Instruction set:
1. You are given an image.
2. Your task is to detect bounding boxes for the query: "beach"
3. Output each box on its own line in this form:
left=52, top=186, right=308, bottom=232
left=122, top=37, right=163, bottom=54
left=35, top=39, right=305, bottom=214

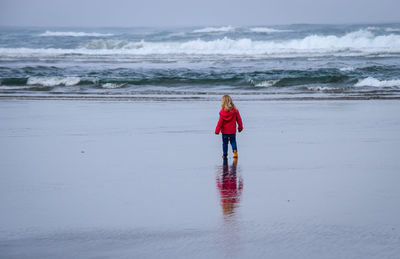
left=1, top=22, right=400, bottom=258
left=1, top=99, right=399, bottom=258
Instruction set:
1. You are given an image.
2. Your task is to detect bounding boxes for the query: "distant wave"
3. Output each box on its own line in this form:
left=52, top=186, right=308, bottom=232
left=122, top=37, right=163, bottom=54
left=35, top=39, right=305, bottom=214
left=365, top=27, right=400, bottom=32
left=101, top=83, right=126, bottom=89
left=2, top=30, right=400, bottom=58
left=39, top=30, right=113, bottom=37
left=339, top=66, right=355, bottom=72
left=385, top=28, right=400, bottom=32
left=83, top=39, right=144, bottom=49
left=249, top=27, right=292, bottom=33
left=27, top=76, right=81, bottom=86
left=254, top=80, right=279, bottom=87
left=0, top=85, right=32, bottom=90
left=306, top=86, right=340, bottom=91
left=1, top=68, right=400, bottom=94
left=355, top=77, right=400, bottom=87
left=192, top=26, right=235, bottom=33
left=366, top=26, right=380, bottom=31
left=79, top=30, right=400, bottom=54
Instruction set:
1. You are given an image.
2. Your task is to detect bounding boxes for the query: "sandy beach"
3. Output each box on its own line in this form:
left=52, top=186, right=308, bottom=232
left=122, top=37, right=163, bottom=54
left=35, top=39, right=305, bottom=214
left=0, top=99, right=399, bottom=258
left=2, top=1, right=400, bottom=257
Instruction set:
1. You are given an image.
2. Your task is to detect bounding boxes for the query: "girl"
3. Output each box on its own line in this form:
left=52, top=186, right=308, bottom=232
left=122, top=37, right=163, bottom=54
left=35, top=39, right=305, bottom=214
left=215, top=95, right=243, bottom=159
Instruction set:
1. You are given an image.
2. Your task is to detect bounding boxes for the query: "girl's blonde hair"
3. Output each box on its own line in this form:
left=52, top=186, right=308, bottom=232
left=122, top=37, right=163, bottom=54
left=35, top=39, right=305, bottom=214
left=221, top=95, right=236, bottom=111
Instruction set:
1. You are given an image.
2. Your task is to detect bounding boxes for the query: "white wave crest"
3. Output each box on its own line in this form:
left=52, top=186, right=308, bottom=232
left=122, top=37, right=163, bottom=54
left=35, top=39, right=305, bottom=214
left=254, top=80, right=279, bottom=87
left=366, top=27, right=380, bottom=31
left=355, top=77, right=400, bottom=87
left=39, top=31, right=113, bottom=37
left=101, top=83, right=126, bottom=89
left=249, top=27, right=292, bottom=33
left=385, top=28, right=400, bottom=32
left=339, top=66, right=355, bottom=72
left=3, top=30, right=400, bottom=58
left=192, top=26, right=235, bottom=33
left=0, top=85, right=32, bottom=90
left=307, top=86, right=338, bottom=91
left=27, top=76, right=81, bottom=86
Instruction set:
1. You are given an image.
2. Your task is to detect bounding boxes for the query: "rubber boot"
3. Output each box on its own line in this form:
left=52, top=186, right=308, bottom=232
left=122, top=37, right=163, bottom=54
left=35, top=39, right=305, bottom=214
left=233, top=150, right=238, bottom=158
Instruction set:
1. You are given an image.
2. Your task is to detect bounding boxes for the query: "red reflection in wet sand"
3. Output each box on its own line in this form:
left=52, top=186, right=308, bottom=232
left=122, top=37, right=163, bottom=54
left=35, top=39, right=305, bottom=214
left=216, top=158, right=243, bottom=216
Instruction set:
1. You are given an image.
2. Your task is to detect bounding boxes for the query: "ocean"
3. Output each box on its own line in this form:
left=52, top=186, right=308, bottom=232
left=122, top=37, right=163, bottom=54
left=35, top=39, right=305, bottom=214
left=1, top=24, right=400, bottom=100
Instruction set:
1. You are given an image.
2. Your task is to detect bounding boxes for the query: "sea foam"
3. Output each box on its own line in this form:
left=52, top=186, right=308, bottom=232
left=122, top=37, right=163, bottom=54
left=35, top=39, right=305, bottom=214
left=87, top=30, right=400, bottom=53
left=307, top=86, right=339, bottom=91
left=61, top=30, right=400, bottom=55
left=249, top=27, right=292, bottom=33
left=355, top=77, right=400, bottom=87
left=2, top=30, right=400, bottom=58
left=39, top=31, right=113, bottom=37
left=101, top=83, right=126, bottom=89
left=385, top=28, right=400, bottom=32
left=254, top=80, right=279, bottom=87
left=366, top=27, right=380, bottom=31
left=339, top=66, right=356, bottom=72
left=192, top=26, right=235, bottom=33
left=27, top=76, right=81, bottom=86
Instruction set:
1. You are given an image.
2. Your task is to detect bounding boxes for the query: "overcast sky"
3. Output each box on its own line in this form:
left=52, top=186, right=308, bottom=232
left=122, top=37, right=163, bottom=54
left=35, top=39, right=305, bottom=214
left=0, top=0, right=399, bottom=27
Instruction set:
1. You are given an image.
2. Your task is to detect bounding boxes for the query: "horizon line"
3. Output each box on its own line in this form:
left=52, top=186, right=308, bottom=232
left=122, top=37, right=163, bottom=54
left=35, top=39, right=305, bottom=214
left=1, top=21, right=400, bottom=28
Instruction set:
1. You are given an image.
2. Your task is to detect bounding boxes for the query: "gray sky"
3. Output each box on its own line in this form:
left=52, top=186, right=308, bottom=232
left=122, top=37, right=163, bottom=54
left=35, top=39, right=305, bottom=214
left=0, top=0, right=399, bottom=27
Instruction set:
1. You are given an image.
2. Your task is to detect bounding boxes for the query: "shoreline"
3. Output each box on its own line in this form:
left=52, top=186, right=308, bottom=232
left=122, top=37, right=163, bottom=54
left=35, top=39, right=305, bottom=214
left=1, top=94, right=400, bottom=101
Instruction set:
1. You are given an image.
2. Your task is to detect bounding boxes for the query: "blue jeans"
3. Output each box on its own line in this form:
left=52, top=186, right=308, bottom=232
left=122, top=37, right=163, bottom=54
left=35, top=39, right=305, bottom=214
left=222, top=134, right=237, bottom=156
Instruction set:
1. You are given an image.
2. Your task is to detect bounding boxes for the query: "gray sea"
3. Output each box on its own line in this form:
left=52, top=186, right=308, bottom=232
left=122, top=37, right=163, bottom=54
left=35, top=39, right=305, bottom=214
left=1, top=23, right=400, bottom=100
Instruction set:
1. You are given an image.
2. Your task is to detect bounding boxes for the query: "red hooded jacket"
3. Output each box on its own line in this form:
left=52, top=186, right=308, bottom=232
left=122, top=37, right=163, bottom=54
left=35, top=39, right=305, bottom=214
left=215, top=108, right=243, bottom=134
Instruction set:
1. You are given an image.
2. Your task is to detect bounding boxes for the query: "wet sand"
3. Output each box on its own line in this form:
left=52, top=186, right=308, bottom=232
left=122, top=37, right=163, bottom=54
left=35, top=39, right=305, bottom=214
left=1, top=99, right=400, bottom=258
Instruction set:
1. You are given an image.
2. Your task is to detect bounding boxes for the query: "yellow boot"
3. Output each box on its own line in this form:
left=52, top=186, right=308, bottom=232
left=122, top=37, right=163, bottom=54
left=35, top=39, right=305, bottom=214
left=233, top=150, right=238, bottom=158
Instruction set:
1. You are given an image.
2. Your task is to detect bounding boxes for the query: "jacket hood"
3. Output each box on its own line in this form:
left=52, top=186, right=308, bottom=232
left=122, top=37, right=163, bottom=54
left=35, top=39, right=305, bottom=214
left=219, top=108, right=236, bottom=121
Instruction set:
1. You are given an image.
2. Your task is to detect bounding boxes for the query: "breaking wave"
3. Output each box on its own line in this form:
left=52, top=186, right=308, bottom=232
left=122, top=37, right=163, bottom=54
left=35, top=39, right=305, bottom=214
left=354, top=77, right=400, bottom=87
left=306, top=86, right=340, bottom=91
left=254, top=80, right=279, bottom=87
left=385, top=28, right=400, bottom=32
left=366, top=27, right=380, bottom=31
left=339, top=66, right=356, bottom=72
left=101, top=83, right=126, bottom=89
left=2, top=30, right=400, bottom=59
left=27, top=76, right=82, bottom=86
left=249, top=27, right=292, bottom=33
left=39, top=31, right=113, bottom=37
left=192, top=26, right=235, bottom=33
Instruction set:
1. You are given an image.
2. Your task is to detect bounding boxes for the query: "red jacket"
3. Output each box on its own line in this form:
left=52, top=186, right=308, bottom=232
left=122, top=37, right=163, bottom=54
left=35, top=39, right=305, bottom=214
left=215, top=108, right=243, bottom=134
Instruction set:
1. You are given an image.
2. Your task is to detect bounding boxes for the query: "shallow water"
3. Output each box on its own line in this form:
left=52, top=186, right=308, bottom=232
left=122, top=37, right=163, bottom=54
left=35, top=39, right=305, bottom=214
left=0, top=100, right=400, bottom=258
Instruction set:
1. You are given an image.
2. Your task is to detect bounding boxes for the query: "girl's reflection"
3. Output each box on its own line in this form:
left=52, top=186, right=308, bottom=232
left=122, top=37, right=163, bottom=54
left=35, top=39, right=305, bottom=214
left=216, top=158, right=243, bottom=216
